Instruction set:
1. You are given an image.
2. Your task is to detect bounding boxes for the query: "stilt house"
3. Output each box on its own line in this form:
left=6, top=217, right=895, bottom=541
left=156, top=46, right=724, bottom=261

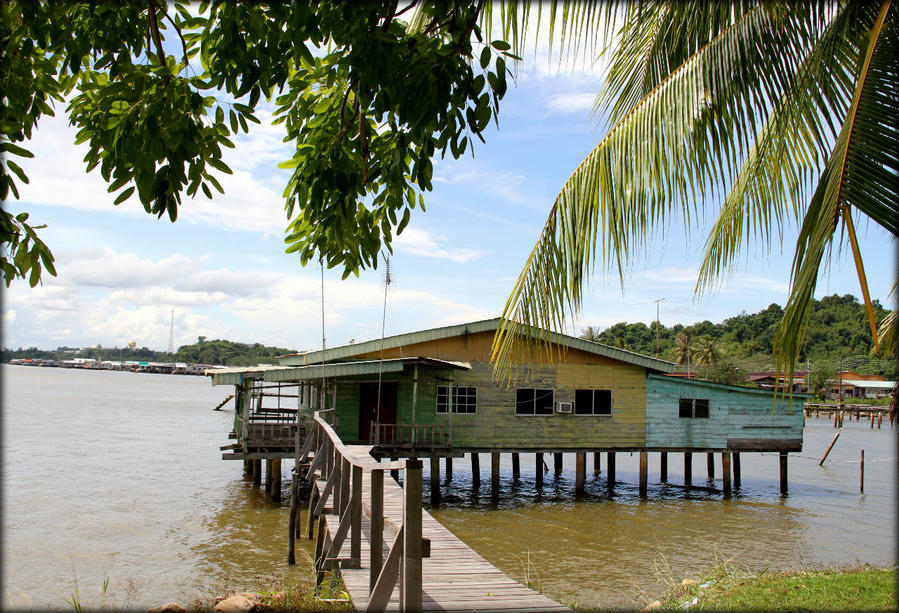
left=208, top=318, right=804, bottom=460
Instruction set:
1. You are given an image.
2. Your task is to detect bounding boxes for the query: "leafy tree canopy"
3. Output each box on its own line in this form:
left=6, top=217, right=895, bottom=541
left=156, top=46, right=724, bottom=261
left=1, top=0, right=514, bottom=285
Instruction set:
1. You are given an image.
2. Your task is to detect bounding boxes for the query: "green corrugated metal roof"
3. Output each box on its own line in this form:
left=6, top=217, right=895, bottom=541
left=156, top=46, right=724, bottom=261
left=647, top=373, right=813, bottom=397
left=279, top=317, right=675, bottom=373
left=207, top=357, right=470, bottom=386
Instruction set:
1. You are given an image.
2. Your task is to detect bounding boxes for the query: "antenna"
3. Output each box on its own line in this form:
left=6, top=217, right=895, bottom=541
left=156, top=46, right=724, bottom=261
left=375, top=255, right=392, bottom=430
left=652, top=298, right=665, bottom=358
left=168, top=308, right=174, bottom=355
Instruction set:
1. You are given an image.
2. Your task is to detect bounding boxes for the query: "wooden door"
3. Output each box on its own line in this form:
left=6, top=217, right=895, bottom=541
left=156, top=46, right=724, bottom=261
left=359, top=382, right=397, bottom=442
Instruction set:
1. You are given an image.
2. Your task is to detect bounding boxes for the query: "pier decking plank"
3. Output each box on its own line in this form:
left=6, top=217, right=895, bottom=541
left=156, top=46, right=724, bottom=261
left=318, top=445, right=570, bottom=613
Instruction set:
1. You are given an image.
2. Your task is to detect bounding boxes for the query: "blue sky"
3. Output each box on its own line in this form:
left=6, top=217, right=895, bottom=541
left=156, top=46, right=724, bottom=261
left=3, top=42, right=895, bottom=354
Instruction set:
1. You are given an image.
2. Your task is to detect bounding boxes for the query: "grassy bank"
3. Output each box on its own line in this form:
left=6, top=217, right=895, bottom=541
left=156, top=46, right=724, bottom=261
left=187, top=571, right=353, bottom=612
left=651, top=563, right=896, bottom=612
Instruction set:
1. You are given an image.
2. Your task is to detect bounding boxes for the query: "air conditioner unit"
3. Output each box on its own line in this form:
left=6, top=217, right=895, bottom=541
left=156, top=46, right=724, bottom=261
left=555, top=401, right=572, bottom=414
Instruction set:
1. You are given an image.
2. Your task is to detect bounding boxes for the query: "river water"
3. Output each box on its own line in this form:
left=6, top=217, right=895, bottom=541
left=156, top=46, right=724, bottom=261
left=2, top=365, right=896, bottom=610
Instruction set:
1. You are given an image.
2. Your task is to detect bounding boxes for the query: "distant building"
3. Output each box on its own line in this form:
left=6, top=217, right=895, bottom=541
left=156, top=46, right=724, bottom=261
left=747, top=370, right=810, bottom=393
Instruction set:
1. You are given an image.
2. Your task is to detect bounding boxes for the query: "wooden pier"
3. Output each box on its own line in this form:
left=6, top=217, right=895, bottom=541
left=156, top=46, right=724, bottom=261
left=291, top=411, right=570, bottom=613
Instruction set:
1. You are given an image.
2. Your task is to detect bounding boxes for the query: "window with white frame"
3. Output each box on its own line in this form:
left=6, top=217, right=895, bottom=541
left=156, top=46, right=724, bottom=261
left=574, top=389, right=612, bottom=415
left=436, top=385, right=477, bottom=413
left=516, top=388, right=554, bottom=415
left=678, top=398, right=710, bottom=418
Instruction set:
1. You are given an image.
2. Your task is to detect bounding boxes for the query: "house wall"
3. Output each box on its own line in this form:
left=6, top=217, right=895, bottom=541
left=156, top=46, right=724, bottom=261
left=645, top=374, right=804, bottom=451
left=333, top=358, right=649, bottom=449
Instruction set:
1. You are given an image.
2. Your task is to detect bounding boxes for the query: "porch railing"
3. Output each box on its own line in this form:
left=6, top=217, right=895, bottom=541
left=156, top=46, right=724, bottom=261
left=370, top=423, right=449, bottom=448
left=288, top=411, right=424, bottom=612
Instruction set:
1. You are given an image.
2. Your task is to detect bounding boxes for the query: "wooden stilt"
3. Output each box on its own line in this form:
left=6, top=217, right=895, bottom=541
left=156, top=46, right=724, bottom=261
left=860, top=449, right=865, bottom=493
left=512, top=453, right=520, bottom=479
left=244, top=458, right=250, bottom=474
left=721, top=452, right=731, bottom=496
left=471, top=453, right=480, bottom=487
left=306, top=485, right=318, bottom=539
left=593, top=451, right=601, bottom=474
left=491, top=453, right=500, bottom=494
left=252, top=459, right=262, bottom=486
left=430, top=456, right=440, bottom=506
left=638, top=452, right=648, bottom=497
left=606, top=452, right=616, bottom=486
left=445, top=457, right=453, bottom=480
left=575, top=452, right=586, bottom=494
left=733, top=452, right=741, bottom=488
left=877, top=413, right=882, bottom=429
left=779, top=452, right=788, bottom=496
left=272, top=459, right=282, bottom=502
left=265, top=458, right=274, bottom=494
left=684, top=452, right=692, bottom=488
left=287, top=472, right=298, bottom=564
left=706, top=452, right=714, bottom=481
left=554, top=452, right=563, bottom=475
left=535, top=453, right=544, bottom=488
left=660, top=452, right=668, bottom=483
left=390, top=455, right=399, bottom=482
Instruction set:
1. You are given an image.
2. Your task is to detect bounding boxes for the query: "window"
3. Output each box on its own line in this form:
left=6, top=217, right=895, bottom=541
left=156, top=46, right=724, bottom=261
left=679, top=398, right=710, bottom=419
left=516, top=388, right=554, bottom=415
left=436, top=386, right=477, bottom=414
left=574, top=389, right=612, bottom=415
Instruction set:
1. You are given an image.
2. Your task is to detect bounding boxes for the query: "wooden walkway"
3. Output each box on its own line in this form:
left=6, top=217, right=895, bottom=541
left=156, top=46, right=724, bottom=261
left=317, top=445, right=570, bottom=613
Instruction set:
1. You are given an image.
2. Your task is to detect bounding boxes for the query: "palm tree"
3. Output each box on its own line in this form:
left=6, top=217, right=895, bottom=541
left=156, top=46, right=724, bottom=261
left=492, top=1, right=898, bottom=384
left=671, top=333, right=693, bottom=377
left=693, top=336, right=721, bottom=380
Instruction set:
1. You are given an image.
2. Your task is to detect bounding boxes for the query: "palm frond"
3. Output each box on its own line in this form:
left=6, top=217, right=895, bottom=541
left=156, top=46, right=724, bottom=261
left=494, top=5, right=834, bottom=375
left=775, top=0, right=898, bottom=393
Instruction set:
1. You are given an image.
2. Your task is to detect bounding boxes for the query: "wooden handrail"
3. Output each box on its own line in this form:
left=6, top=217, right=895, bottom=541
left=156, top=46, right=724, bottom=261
left=296, top=411, right=423, bottom=611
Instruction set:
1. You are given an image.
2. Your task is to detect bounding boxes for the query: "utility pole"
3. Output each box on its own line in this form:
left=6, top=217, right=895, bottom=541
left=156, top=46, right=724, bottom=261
left=652, top=298, right=665, bottom=358
left=167, top=308, right=174, bottom=355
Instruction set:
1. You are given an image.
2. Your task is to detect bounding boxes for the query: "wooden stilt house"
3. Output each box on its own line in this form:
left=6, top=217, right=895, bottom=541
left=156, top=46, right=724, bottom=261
left=208, top=318, right=804, bottom=461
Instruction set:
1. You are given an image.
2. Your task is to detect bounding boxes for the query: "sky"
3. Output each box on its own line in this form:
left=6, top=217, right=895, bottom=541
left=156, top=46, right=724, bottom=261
left=3, top=25, right=896, bottom=354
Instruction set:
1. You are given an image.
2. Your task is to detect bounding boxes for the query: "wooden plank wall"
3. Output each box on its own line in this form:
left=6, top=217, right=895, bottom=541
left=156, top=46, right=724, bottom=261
left=645, top=375, right=804, bottom=450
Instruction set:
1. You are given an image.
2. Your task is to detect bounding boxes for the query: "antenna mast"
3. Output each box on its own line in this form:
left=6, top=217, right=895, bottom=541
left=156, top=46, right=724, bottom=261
left=652, top=298, right=665, bottom=358
left=168, top=309, right=174, bottom=355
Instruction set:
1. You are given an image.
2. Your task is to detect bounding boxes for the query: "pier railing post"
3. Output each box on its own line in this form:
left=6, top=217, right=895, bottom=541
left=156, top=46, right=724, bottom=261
left=340, top=457, right=351, bottom=518
left=370, top=468, right=384, bottom=592
left=402, top=459, right=423, bottom=612
left=350, top=464, right=362, bottom=562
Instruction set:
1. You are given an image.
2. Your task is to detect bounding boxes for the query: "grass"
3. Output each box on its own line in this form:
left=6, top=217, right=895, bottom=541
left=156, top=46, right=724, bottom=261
left=653, top=562, right=897, bottom=612
left=188, top=570, right=353, bottom=613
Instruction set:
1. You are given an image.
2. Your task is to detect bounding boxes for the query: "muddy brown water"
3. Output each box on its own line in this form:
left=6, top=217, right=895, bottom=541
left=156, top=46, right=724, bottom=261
left=2, top=365, right=895, bottom=609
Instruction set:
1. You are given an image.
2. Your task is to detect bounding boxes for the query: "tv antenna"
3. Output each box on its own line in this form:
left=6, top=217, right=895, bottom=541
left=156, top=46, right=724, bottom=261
left=652, top=298, right=665, bottom=358
left=168, top=308, right=175, bottom=355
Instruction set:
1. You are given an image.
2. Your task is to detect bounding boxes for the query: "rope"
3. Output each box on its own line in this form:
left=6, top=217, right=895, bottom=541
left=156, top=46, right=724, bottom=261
left=757, top=452, right=898, bottom=464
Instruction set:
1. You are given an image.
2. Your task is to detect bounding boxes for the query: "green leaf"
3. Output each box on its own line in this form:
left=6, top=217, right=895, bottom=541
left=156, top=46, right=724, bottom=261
left=114, top=186, right=135, bottom=205
left=490, top=40, right=511, bottom=51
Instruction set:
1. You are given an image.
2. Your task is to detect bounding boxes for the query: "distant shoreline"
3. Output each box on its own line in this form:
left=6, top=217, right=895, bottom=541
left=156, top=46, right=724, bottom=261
left=5, top=358, right=218, bottom=376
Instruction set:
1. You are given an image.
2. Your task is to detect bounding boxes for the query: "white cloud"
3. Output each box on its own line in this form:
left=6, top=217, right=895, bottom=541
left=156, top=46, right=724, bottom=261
left=394, top=228, right=485, bottom=263
left=51, top=248, right=199, bottom=288
left=547, top=92, right=597, bottom=114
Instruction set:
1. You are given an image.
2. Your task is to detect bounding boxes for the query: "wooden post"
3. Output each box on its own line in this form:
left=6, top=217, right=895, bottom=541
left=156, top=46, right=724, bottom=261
left=491, top=453, right=500, bottom=495
left=332, top=454, right=342, bottom=513
left=684, top=452, right=692, bottom=488
left=554, top=452, right=563, bottom=475
left=272, top=459, right=282, bottom=502
left=819, top=431, right=841, bottom=466
left=244, top=458, right=250, bottom=474
left=660, top=452, right=668, bottom=483
left=877, top=413, right=882, bottom=429
left=833, top=410, right=838, bottom=428
left=779, top=452, right=788, bottom=496
left=638, top=452, right=648, bottom=497
left=306, top=485, right=318, bottom=539
left=252, top=459, right=261, bottom=487
left=535, top=453, right=544, bottom=488
left=430, top=456, right=440, bottom=506
left=390, top=455, right=399, bottom=482
left=445, top=457, right=452, bottom=480
left=575, top=452, right=586, bottom=494
left=471, top=453, right=480, bottom=487
left=351, top=464, right=362, bottom=562
left=607, top=452, right=616, bottom=486
left=288, top=472, right=298, bottom=565
left=593, top=451, right=601, bottom=474
left=706, top=452, right=714, bottom=481
left=265, top=458, right=274, bottom=494
left=870, top=413, right=875, bottom=429
left=732, top=452, right=741, bottom=488
left=402, top=459, right=423, bottom=612
left=512, top=453, right=520, bottom=479
left=369, top=469, right=384, bottom=591
left=721, top=452, right=731, bottom=496
left=342, top=457, right=352, bottom=518
left=860, top=449, right=865, bottom=493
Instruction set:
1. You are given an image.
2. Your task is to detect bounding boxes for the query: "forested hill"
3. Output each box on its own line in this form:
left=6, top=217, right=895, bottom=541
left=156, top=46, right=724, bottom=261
left=581, top=294, right=895, bottom=378
left=2, top=338, right=299, bottom=367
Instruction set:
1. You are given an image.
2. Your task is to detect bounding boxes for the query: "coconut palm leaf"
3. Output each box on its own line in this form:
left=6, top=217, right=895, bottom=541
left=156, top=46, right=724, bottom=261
left=493, top=1, right=898, bottom=382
